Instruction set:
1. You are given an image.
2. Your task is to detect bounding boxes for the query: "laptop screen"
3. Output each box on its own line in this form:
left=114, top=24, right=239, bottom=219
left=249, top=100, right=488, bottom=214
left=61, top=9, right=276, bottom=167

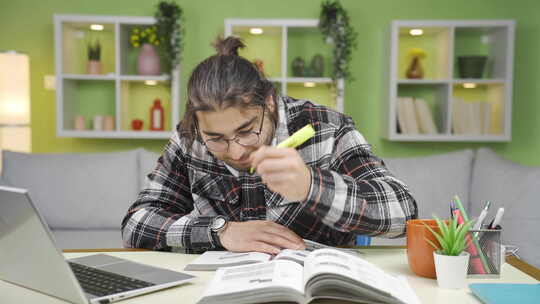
left=0, top=186, right=88, bottom=304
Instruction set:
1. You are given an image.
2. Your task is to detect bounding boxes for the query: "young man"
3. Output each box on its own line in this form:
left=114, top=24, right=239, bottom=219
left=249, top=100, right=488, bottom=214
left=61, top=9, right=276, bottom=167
left=121, top=37, right=418, bottom=254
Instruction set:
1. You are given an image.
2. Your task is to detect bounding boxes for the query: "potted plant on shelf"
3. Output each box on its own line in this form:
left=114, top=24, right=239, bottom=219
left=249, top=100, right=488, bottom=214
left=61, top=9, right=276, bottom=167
left=424, top=215, right=473, bottom=289
left=87, top=40, right=102, bottom=75
left=130, top=26, right=162, bottom=75
left=155, top=1, right=184, bottom=73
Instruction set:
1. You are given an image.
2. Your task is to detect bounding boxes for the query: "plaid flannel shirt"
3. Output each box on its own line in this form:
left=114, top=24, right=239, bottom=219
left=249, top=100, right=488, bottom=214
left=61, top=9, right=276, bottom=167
left=121, top=96, right=418, bottom=253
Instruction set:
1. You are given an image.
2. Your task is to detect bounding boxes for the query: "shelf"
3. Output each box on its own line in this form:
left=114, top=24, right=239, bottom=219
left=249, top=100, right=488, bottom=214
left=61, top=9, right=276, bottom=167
left=59, top=21, right=116, bottom=75
left=384, top=20, right=514, bottom=142
left=454, top=26, right=511, bottom=79
left=397, top=79, right=449, bottom=84
left=61, top=79, right=116, bottom=131
left=287, top=82, right=335, bottom=109
left=58, top=130, right=172, bottom=139
left=397, top=26, right=451, bottom=80
left=231, top=25, right=283, bottom=78
left=388, top=134, right=510, bottom=142
left=63, top=74, right=116, bottom=80
left=120, top=80, right=172, bottom=132
left=287, top=26, right=332, bottom=79
left=55, top=14, right=181, bottom=139
left=452, top=79, right=505, bottom=84
left=225, top=19, right=344, bottom=113
left=287, top=77, right=333, bottom=83
left=119, top=75, right=170, bottom=81
left=451, top=83, right=505, bottom=136
left=118, top=22, right=169, bottom=76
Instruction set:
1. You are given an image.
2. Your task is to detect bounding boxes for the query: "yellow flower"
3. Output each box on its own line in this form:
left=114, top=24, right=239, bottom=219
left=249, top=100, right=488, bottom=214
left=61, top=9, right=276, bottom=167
left=408, top=48, right=427, bottom=59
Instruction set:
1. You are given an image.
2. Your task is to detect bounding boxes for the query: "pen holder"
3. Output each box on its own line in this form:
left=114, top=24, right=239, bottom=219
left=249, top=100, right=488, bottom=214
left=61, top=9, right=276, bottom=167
left=466, top=229, right=502, bottom=278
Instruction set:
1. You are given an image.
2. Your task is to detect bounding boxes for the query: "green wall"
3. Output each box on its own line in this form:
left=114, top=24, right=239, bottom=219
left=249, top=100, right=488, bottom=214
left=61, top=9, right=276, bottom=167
left=1, top=0, right=540, bottom=164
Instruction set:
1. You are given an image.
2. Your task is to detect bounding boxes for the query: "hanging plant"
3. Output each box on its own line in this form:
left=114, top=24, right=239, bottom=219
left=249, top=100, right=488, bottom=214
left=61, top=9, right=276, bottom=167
left=319, top=0, right=358, bottom=81
left=155, top=1, right=184, bottom=71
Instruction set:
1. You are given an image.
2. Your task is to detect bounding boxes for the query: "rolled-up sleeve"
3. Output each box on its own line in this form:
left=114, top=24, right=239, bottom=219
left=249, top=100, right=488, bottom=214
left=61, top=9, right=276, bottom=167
left=121, top=133, right=221, bottom=252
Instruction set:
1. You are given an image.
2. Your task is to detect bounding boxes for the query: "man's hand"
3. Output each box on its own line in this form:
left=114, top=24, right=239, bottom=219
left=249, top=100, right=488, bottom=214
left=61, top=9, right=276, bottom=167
left=250, top=146, right=311, bottom=202
left=219, top=220, right=305, bottom=254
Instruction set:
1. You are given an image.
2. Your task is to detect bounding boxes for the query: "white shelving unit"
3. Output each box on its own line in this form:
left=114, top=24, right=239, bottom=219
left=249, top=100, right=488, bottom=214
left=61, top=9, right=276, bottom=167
left=54, top=14, right=181, bottom=139
left=225, top=19, right=344, bottom=113
left=382, top=20, right=515, bottom=142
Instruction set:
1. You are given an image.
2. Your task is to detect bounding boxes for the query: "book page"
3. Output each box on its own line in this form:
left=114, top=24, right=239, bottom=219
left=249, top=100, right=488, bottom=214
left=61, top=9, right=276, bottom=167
left=274, top=249, right=310, bottom=265
left=200, top=260, right=304, bottom=298
left=184, top=251, right=272, bottom=271
left=303, top=239, right=362, bottom=255
left=303, top=249, right=419, bottom=304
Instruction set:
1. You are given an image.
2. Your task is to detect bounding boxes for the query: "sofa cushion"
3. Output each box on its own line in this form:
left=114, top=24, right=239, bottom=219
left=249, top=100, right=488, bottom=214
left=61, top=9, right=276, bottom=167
left=372, top=149, right=475, bottom=245
left=470, top=148, right=540, bottom=268
left=1, top=150, right=139, bottom=229
left=52, top=229, right=123, bottom=249
left=138, top=149, right=160, bottom=190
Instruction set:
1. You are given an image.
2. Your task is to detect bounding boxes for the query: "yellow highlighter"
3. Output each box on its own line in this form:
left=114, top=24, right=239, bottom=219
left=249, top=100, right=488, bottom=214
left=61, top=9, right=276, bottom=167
left=250, top=124, right=316, bottom=174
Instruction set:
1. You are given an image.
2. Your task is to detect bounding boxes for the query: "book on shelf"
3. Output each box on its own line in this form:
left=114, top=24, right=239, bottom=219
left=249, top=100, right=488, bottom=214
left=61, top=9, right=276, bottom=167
left=414, top=98, right=438, bottom=134
left=452, top=98, right=492, bottom=135
left=196, top=248, right=419, bottom=304
left=396, top=97, right=418, bottom=134
left=397, top=97, right=438, bottom=135
left=185, top=239, right=361, bottom=271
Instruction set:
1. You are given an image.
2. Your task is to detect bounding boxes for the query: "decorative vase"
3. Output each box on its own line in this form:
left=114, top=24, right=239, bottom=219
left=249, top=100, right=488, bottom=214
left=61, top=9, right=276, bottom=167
left=291, top=57, right=305, bottom=77
left=406, top=56, right=424, bottom=79
left=86, top=60, right=102, bottom=75
left=137, top=43, right=161, bottom=75
left=310, top=54, right=324, bottom=77
left=433, top=251, right=470, bottom=289
left=406, top=219, right=441, bottom=278
left=457, top=55, right=487, bottom=78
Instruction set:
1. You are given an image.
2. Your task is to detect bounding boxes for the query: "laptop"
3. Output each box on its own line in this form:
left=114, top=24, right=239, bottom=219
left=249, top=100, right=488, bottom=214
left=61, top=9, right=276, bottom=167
left=0, top=185, right=195, bottom=303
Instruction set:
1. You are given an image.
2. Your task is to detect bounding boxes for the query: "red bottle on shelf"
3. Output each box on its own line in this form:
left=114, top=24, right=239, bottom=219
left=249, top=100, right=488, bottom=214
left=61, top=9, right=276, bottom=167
left=150, top=99, right=165, bottom=131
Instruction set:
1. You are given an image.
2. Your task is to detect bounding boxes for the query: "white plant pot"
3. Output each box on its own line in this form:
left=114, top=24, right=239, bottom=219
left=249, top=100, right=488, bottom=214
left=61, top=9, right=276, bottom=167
left=433, top=251, right=470, bottom=289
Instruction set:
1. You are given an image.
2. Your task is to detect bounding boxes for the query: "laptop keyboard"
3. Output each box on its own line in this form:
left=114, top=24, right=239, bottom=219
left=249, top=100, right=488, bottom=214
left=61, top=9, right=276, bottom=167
left=69, top=262, right=155, bottom=297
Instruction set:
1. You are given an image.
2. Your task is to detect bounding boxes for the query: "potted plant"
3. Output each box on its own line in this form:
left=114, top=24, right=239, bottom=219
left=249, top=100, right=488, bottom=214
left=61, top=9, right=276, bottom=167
left=87, top=40, right=102, bottom=75
left=130, top=26, right=162, bottom=75
left=318, top=0, right=357, bottom=81
left=155, top=1, right=184, bottom=72
left=424, top=215, right=473, bottom=289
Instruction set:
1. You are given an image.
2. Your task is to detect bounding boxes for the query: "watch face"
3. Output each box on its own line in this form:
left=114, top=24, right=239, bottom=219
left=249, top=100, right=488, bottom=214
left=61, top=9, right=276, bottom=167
left=212, top=217, right=226, bottom=231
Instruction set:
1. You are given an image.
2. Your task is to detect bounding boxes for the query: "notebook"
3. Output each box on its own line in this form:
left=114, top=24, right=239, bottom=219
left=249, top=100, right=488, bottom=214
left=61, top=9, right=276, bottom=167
left=469, top=283, right=540, bottom=304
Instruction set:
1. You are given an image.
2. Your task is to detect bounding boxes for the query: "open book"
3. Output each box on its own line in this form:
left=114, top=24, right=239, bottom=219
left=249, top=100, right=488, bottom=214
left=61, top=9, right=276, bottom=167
left=197, top=248, right=419, bottom=304
left=185, top=239, right=361, bottom=271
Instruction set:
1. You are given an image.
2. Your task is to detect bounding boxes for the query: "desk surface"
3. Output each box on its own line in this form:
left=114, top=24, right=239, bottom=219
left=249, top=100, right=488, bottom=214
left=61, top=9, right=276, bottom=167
left=1, top=248, right=538, bottom=304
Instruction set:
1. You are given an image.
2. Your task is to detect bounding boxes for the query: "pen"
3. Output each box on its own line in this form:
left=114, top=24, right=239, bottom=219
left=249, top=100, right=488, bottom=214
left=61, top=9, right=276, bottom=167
left=490, top=207, right=505, bottom=229
left=473, top=201, right=491, bottom=231
left=249, top=124, right=316, bottom=174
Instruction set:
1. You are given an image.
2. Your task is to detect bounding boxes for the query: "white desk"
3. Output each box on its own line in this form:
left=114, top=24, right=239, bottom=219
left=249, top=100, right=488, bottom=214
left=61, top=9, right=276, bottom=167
left=1, top=248, right=538, bottom=304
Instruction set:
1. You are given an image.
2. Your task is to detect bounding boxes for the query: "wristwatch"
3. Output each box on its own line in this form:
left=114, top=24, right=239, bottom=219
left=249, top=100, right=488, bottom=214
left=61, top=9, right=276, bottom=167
left=210, top=215, right=229, bottom=233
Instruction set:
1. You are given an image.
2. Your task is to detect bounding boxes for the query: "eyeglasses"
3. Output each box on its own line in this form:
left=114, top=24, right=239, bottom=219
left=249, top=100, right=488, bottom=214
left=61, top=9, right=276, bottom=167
left=202, top=107, right=265, bottom=152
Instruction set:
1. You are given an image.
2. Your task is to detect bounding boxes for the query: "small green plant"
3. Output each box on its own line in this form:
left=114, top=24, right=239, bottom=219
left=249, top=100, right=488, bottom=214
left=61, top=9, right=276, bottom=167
left=424, top=215, right=473, bottom=256
left=87, top=40, right=101, bottom=61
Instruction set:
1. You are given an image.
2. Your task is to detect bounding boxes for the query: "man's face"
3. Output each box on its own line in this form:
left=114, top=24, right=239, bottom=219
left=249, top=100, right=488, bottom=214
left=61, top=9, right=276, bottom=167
left=196, top=100, right=275, bottom=171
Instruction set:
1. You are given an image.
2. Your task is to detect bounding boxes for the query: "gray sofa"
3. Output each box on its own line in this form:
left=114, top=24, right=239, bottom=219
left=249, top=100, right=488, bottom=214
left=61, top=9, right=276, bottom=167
left=1, top=148, right=538, bottom=268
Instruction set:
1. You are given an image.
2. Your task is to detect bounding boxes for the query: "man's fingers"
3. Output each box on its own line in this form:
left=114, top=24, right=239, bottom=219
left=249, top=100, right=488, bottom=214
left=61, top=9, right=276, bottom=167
left=256, top=232, right=304, bottom=250
left=264, top=222, right=305, bottom=248
left=252, top=242, right=281, bottom=255
left=250, top=147, right=295, bottom=172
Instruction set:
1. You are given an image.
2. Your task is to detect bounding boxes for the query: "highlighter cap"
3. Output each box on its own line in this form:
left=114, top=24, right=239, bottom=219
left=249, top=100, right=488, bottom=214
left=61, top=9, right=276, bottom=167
left=277, top=124, right=316, bottom=148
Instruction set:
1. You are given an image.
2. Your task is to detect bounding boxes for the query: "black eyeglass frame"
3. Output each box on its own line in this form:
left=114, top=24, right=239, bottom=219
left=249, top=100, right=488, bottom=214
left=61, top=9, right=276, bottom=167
left=196, top=106, right=266, bottom=152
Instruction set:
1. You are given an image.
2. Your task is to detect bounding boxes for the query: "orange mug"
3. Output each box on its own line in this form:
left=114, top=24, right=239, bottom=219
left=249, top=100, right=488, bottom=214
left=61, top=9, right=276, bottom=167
left=406, top=219, right=441, bottom=278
